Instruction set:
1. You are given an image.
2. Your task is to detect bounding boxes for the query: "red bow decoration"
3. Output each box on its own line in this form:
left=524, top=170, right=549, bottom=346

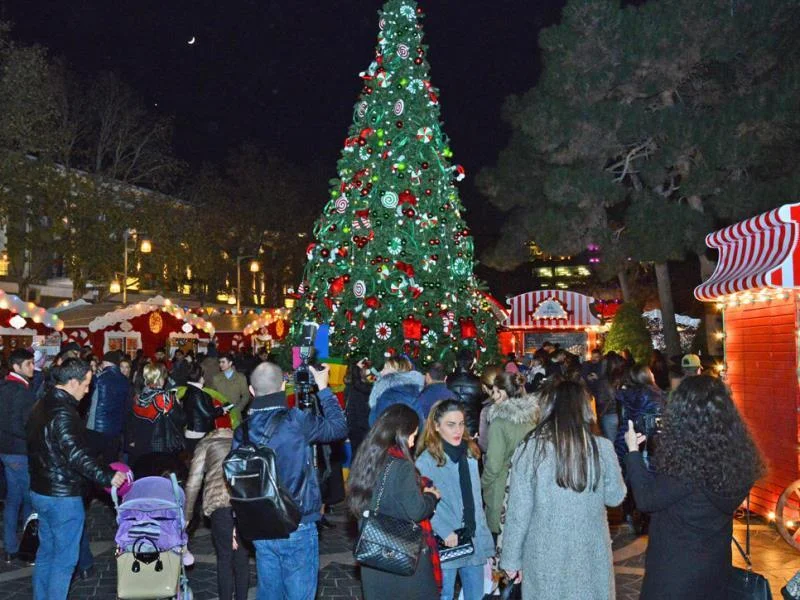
left=409, top=285, right=423, bottom=299
left=323, top=298, right=334, bottom=311
left=359, top=128, right=374, bottom=139
left=355, top=208, right=371, bottom=219
left=394, top=261, right=415, bottom=277
left=398, top=190, right=417, bottom=206
left=329, top=276, right=346, bottom=297
left=402, top=315, right=423, bottom=341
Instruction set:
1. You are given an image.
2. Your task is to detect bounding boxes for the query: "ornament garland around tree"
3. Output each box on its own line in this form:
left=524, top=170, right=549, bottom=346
left=292, top=0, right=498, bottom=367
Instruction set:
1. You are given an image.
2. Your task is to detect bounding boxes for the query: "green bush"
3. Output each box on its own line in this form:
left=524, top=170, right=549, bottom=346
left=604, top=303, right=653, bottom=364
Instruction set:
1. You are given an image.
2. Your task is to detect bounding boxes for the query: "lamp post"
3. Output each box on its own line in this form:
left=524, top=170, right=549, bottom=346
left=122, top=229, right=151, bottom=304
left=236, top=255, right=260, bottom=314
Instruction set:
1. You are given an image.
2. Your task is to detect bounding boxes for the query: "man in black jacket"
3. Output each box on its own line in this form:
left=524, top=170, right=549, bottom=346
left=0, top=348, right=35, bottom=563
left=26, top=358, right=125, bottom=600
left=447, top=349, right=483, bottom=436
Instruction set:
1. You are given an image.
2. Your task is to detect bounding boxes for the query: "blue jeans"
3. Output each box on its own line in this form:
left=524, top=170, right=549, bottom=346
left=30, top=492, right=85, bottom=600
left=0, top=454, right=32, bottom=554
left=253, top=522, right=318, bottom=600
left=78, top=523, right=93, bottom=571
left=441, top=563, right=485, bottom=600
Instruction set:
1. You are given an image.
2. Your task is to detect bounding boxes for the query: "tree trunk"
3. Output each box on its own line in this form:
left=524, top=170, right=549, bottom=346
left=697, top=252, right=722, bottom=356
left=618, top=269, right=632, bottom=302
left=654, top=262, right=682, bottom=358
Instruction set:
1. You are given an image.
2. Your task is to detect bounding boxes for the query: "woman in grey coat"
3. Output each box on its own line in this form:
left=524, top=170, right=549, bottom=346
left=500, top=379, right=626, bottom=600
left=417, top=399, right=494, bottom=600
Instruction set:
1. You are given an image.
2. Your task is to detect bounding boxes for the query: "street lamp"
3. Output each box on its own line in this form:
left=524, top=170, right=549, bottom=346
left=123, top=229, right=152, bottom=304
left=236, top=255, right=260, bottom=314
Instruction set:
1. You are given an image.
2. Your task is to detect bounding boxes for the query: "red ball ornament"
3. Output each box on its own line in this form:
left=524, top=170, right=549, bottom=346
left=425, top=189, right=432, bottom=195
left=414, top=57, right=423, bottom=65
left=396, top=120, right=404, bottom=128
left=421, top=162, right=429, bottom=169
left=321, top=248, right=330, bottom=258
left=360, top=188, right=369, bottom=196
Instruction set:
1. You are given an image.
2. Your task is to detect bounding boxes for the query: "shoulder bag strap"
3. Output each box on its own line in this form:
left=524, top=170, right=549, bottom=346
left=731, top=493, right=752, bottom=569
left=373, top=458, right=395, bottom=515
left=258, top=409, right=289, bottom=446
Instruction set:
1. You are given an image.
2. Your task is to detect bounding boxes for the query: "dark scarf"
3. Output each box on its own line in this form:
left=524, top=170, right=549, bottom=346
left=387, top=446, right=442, bottom=592
left=442, top=440, right=476, bottom=538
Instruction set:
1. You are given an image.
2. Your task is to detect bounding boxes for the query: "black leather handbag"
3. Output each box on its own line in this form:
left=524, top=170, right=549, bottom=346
left=353, top=459, right=423, bottom=575
left=728, top=496, right=772, bottom=600
left=223, top=411, right=301, bottom=540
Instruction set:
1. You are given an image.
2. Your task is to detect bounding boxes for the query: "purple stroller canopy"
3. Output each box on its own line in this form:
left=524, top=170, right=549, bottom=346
left=115, top=476, right=187, bottom=552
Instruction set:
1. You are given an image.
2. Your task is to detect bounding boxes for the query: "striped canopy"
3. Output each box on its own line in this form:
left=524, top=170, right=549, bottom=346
left=695, top=203, right=800, bottom=301
left=505, top=290, right=600, bottom=329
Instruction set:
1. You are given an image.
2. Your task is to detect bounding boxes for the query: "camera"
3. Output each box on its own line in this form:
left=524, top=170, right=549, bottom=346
left=634, top=413, right=663, bottom=438
left=294, top=323, right=319, bottom=411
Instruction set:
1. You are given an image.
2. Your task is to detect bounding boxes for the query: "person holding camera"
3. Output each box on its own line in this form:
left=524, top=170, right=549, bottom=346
left=623, top=375, right=763, bottom=599
left=234, top=361, right=346, bottom=600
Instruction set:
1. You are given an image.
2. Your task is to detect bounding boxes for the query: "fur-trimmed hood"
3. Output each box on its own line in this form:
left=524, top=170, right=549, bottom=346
left=368, top=370, right=425, bottom=408
left=486, top=394, right=540, bottom=425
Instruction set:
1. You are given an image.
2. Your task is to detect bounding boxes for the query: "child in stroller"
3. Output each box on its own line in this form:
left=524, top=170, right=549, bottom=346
left=113, top=474, right=193, bottom=600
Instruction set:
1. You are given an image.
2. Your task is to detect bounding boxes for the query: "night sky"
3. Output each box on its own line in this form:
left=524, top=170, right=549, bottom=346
left=5, top=0, right=565, bottom=295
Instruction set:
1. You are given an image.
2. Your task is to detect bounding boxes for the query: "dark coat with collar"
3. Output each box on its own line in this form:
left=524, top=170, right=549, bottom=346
left=232, top=387, right=347, bottom=524
left=88, top=364, right=130, bottom=436
left=0, top=374, right=35, bottom=454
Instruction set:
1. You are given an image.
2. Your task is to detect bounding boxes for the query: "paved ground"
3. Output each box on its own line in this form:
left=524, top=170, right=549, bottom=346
left=0, top=500, right=795, bottom=599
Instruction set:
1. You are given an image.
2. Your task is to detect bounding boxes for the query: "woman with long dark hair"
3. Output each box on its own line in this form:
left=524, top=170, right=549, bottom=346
left=500, top=379, right=626, bottom=599
left=623, top=375, right=764, bottom=599
left=347, top=404, right=442, bottom=600
left=417, top=400, right=495, bottom=600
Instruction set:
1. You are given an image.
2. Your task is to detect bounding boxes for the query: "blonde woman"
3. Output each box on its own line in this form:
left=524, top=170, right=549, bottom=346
left=368, top=356, right=425, bottom=426
left=416, top=400, right=494, bottom=600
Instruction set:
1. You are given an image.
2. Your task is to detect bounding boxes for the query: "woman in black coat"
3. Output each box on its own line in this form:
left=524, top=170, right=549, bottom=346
left=183, top=363, right=229, bottom=454
left=347, top=404, right=441, bottom=600
left=345, top=359, right=373, bottom=456
left=623, top=375, right=763, bottom=599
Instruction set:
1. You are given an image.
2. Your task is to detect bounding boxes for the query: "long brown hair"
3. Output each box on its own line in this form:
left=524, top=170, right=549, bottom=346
left=418, top=399, right=480, bottom=466
left=526, top=378, right=600, bottom=492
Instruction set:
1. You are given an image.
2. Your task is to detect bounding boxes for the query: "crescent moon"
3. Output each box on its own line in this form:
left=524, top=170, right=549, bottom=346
left=188, top=37, right=196, bottom=45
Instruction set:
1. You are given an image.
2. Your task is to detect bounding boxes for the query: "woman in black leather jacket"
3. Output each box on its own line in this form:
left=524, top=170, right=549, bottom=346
left=183, top=363, right=229, bottom=454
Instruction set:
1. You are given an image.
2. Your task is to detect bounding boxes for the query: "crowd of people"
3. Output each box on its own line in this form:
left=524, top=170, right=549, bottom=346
left=0, top=338, right=764, bottom=600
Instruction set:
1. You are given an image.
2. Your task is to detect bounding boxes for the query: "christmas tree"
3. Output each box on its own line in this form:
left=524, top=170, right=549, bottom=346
left=293, top=0, right=497, bottom=367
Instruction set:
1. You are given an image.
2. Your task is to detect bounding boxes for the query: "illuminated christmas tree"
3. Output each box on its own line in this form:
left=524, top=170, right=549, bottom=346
left=293, top=0, right=497, bottom=366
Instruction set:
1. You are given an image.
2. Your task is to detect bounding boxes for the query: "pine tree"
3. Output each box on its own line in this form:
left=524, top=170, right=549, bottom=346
left=604, top=303, right=652, bottom=365
left=292, top=0, right=497, bottom=367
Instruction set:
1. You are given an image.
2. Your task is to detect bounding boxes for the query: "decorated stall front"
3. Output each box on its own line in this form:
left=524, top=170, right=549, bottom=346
left=695, top=202, right=800, bottom=519
left=219, top=308, right=292, bottom=355
left=56, top=296, right=214, bottom=358
left=503, top=290, right=607, bottom=358
left=0, top=290, right=63, bottom=359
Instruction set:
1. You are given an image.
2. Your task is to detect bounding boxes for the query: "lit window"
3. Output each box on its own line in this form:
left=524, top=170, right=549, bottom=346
left=536, top=267, right=553, bottom=278
left=556, top=282, right=569, bottom=289
left=0, top=253, right=9, bottom=277
left=555, top=266, right=572, bottom=277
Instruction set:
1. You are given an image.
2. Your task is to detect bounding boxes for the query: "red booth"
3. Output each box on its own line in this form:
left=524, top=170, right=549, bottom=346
left=0, top=290, right=63, bottom=359
left=695, top=202, right=800, bottom=517
left=502, top=289, right=605, bottom=358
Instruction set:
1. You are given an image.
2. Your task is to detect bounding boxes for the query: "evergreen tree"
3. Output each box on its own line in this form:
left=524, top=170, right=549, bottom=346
left=292, top=0, right=497, bottom=366
left=604, top=303, right=652, bottom=365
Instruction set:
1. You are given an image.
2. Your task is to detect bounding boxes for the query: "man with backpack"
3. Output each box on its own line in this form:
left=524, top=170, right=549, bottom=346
left=231, top=361, right=346, bottom=600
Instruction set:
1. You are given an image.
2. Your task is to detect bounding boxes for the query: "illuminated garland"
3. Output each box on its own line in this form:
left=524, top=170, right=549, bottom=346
left=0, top=289, right=64, bottom=331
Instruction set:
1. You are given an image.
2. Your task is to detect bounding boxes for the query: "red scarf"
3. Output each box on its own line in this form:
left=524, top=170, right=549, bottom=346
left=387, top=446, right=442, bottom=591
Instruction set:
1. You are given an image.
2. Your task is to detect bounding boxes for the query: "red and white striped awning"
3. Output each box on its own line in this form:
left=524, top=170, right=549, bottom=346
left=505, top=290, right=600, bottom=329
left=695, top=203, right=800, bottom=301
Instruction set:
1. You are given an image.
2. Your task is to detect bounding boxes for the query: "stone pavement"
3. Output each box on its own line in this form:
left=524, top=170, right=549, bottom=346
left=0, top=499, right=796, bottom=599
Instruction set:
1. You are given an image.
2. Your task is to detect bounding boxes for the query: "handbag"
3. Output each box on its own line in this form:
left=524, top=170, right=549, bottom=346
left=353, top=458, right=423, bottom=575
left=17, top=513, right=38, bottom=563
left=116, top=537, right=181, bottom=600
left=436, top=527, right=475, bottom=563
left=728, top=495, right=772, bottom=600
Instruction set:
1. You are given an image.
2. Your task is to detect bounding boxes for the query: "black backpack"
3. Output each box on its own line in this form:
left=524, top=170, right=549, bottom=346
left=223, top=410, right=301, bottom=540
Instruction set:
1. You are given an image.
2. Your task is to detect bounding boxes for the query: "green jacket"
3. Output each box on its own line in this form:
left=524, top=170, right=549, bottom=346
left=210, top=370, right=250, bottom=413
left=480, top=395, right=539, bottom=533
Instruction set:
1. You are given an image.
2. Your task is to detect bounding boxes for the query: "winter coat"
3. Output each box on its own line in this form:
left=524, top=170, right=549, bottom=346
left=232, top=387, right=347, bottom=524
left=368, top=371, right=425, bottom=427
left=416, top=450, right=495, bottom=569
left=0, top=374, right=35, bottom=455
left=447, top=366, right=482, bottom=435
left=416, top=381, right=456, bottom=419
left=129, top=386, right=186, bottom=466
left=183, top=383, right=223, bottom=434
left=360, top=457, right=439, bottom=600
left=86, top=364, right=130, bottom=436
left=614, top=384, right=663, bottom=465
left=345, top=372, right=372, bottom=457
left=480, top=395, right=539, bottom=533
left=625, top=451, right=750, bottom=599
left=26, top=387, right=114, bottom=497
left=211, top=370, right=250, bottom=414
left=500, top=436, right=626, bottom=600
left=184, top=428, right=234, bottom=521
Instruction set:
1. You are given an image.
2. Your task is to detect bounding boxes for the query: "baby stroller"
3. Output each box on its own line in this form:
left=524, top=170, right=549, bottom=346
left=113, top=474, right=192, bottom=599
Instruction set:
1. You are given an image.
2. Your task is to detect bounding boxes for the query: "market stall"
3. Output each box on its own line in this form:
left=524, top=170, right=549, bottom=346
left=55, top=296, right=214, bottom=358
left=241, top=308, right=292, bottom=354
left=502, top=289, right=607, bottom=358
left=695, top=202, right=800, bottom=518
left=0, top=290, right=63, bottom=359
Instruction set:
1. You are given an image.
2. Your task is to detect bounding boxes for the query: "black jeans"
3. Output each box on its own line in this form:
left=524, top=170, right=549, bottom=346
left=210, top=507, right=250, bottom=600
